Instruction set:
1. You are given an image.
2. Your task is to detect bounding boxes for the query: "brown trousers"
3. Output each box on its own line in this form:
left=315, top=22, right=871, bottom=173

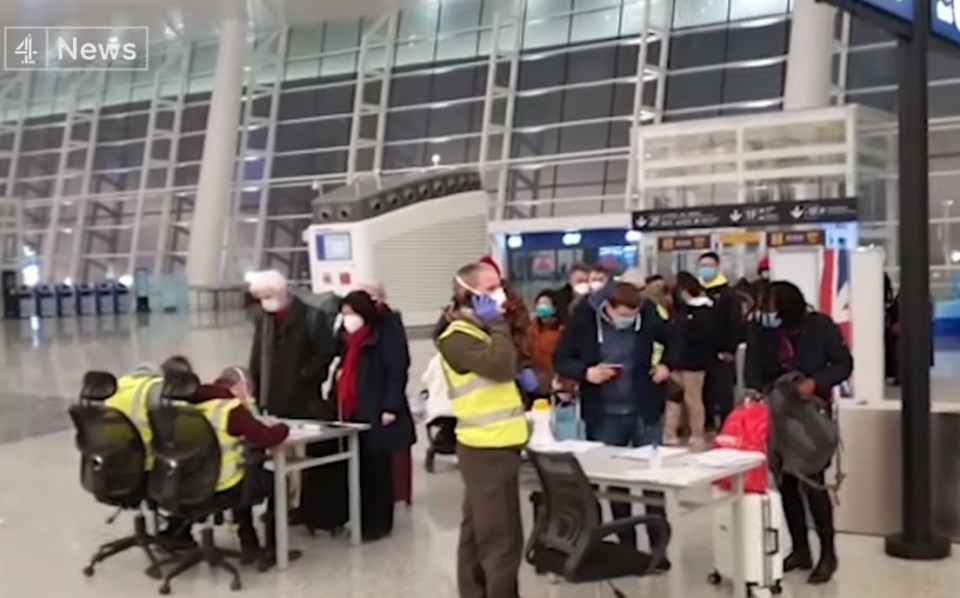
left=663, top=370, right=707, bottom=442
left=457, top=444, right=523, bottom=598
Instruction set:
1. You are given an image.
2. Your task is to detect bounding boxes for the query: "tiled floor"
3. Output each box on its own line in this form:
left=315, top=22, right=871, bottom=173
left=1, top=313, right=959, bottom=597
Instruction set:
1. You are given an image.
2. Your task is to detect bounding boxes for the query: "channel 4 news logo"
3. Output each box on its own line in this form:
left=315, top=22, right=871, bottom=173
left=3, top=27, right=148, bottom=71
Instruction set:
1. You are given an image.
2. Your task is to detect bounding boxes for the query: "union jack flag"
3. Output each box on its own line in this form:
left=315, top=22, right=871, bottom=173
left=819, top=248, right=853, bottom=397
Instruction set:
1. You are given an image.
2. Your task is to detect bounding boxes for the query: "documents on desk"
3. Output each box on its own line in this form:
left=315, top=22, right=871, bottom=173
left=614, top=445, right=690, bottom=462
left=687, top=448, right=766, bottom=469
left=623, top=465, right=723, bottom=486
left=533, top=440, right=603, bottom=454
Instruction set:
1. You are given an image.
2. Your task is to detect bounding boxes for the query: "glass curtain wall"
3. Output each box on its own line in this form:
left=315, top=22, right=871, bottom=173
left=5, top=0, right=960, bottom=286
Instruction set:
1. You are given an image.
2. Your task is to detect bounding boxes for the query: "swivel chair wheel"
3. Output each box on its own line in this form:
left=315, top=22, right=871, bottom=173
left=158, top=583, right=171, bottom=595
left=707, top=570, right=722, bottom=585
left=425, top=449, right=436, bottom=473
left=145, top=565, right=162, bottom=580
left=770, top=581, right=783, bottom=595
left=82, top=566, right=95, bottom=577
left=230, top=579, right=242, bottom=591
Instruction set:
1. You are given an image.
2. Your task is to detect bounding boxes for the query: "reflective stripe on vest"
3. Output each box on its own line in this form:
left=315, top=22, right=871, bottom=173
left=105, top=375, right=162, bottom=469
left=196, top=398, right=245, bottom=493
left=438, top=319, right=529, bottom=449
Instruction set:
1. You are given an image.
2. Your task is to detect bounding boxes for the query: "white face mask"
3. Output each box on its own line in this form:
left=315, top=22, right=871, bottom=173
left=573, top=282, right=591, bottom=296
left=261, top=297, right=282, bottom=313
left=342, top=313, right=365, bottom=334
left=589, top=280, right=605, bottom=292
left=456, top=276, right=506, bottom=313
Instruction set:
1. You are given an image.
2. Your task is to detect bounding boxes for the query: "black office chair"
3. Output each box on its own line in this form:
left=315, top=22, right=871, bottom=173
left=525, top=450, right=671, bottom=597
left=147, top=372, right=263, bottom=595
left=69, top=370, right=162, bottom=578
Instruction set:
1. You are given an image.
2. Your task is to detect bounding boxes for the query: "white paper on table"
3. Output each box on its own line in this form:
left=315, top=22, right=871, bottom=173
left=623, top=465, right=720, bottom=486
left=533, top=440, right=604, bottom=454
left=687, top=448, right=766, bottom=469
left=614, top=445, right=690, bottom=462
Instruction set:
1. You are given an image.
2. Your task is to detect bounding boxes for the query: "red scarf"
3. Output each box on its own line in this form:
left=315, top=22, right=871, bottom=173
left=338, top=325, right=372, bottom=420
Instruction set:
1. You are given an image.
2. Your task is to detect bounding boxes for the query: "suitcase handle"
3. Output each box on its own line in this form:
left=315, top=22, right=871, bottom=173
left=764, top=527, right=779, bottom=557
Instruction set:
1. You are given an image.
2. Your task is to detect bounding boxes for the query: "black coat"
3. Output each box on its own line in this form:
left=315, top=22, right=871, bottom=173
left=744, top=312, right=853, bottom=402
left=673, top=303, right=714, bottom=371
left=703, top=283, right=745, bottom=355
left=331, top=311, right=416, bottom=454
left=553, top=299, right=676, bottom=424
left=250, top=296, right=336, bottom=418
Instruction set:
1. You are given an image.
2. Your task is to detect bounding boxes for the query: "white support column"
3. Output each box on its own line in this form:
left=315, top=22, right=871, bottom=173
left=783, top=0, right=836, bottom=110
left=185, top=0, right=247, bottom=288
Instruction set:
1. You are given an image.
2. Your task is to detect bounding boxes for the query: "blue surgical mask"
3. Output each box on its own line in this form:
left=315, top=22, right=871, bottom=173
left=760, top=312, right=782, bottom=329
left=612, top=315, right=637, bottom=330
left=535, top=304, right=556, bottom=319
left=698, top=266, right=718, bottom=281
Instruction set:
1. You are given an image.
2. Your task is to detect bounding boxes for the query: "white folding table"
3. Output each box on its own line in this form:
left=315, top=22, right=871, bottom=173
left=542, top=446, right=766, bottom=597
left=266, top=420, right=369, bottom=570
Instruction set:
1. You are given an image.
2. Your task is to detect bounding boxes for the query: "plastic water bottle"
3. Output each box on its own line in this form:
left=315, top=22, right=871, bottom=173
left=650, top=439, right=663, bottom=469
left=528, top=398, right=556, bottom=448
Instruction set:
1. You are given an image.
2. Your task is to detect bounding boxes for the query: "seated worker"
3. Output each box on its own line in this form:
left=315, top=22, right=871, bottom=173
left=105, top=355, right=196, bottom=469
left=186, top=381, right=290, bottom=564
left=213, top=366, right=260, bottom=416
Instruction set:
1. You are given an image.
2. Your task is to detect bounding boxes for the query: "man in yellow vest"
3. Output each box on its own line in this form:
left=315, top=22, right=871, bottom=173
left=437, top=262, right=529, bottom=598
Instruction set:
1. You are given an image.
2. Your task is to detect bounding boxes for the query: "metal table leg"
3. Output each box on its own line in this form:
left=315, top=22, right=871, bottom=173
left=664, top=490, right=684, bottom=598
left=347, top=432, right=362, bottom=546
left=273, top=448, right=290, bottom=570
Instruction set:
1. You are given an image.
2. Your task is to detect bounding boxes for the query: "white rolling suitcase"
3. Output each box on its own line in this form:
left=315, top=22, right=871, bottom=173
left=709, top=490, right=785, bottom=597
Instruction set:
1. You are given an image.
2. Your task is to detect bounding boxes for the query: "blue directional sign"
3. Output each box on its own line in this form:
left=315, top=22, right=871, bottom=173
left=932, top=0, right=960, bottom=46
left=858, top=0, right=915, bottom=20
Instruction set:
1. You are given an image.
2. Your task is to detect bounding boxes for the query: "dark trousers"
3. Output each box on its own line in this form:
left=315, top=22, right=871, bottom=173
left=779, top=470, right=835, bottom=558
left=585, top=414, right=667, bottom=549
left=457, top=444, right=523, bottom=598
left=704, top=360, right=736, bottom=430
left=360, top=440, right=395, bottom=537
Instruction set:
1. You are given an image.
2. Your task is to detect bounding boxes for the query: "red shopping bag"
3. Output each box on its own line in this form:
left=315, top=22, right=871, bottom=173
left=713, top=400, right=769, bottom=493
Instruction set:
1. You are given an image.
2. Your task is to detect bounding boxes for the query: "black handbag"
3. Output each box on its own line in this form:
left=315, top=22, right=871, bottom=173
left=664, top=377, right=684, bottom=403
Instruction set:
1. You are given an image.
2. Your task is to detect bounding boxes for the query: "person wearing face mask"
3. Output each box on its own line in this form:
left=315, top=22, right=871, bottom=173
left=553, top=280, right=674, bottom=560
left=696, top=251, right=745, bottom=430
left=331, top=290, right=415, bottom=541
left=553, top=262, right=591, bottom=322
left=247, top=270, right=336, bottom=419
left=588, top=264, right=610, bottom=293
left=436, top=261, right=529, bottom=598
left=529, top=290, right=564, bottom=394
left=662, top=272, right=713, bottom=445
left=744, top=281, right=852, bottom=585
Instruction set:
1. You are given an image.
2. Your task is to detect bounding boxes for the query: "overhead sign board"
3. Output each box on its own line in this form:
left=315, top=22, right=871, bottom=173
left=767, top=229, right=827, bottom=248
left=827, top=0, right=960, bottom=47
left=631, top=198, right=858, bottom=232
left=933, top=1, right=960, bottom=46
left=657, top=234, right=711, bottom=252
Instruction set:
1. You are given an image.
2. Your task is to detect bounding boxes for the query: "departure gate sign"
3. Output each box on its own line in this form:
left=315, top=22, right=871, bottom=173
left=834, top=0, right=960, bottom=47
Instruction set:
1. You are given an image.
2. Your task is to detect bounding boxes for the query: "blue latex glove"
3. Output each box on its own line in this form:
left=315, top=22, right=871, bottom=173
left=517, top=368, right=539, bottom=393
left=471, top=294, right=502, bottom=323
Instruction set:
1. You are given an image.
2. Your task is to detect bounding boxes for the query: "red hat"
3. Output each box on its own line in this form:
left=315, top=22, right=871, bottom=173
left=478, top=255, right=502, bottom=279
left=758, top=256, right=770, bottom=272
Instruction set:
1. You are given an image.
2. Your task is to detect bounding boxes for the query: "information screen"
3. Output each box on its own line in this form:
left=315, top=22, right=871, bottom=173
left=315, top=232, right=352, bottom=261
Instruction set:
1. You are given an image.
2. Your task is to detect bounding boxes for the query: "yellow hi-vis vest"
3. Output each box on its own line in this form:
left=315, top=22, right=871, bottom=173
left=196, top=398, right=246, bottom=493
left=105, top=375, right=163, bottom=469
left=438, top=319, right=529, bottom=449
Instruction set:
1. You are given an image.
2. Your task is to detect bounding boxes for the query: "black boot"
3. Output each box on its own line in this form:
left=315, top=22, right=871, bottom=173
left=784, top=551, right=813, bottom=572
left=808, top=551, right=837, bottom=584
left=806, top=484, right=837, bottom=584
